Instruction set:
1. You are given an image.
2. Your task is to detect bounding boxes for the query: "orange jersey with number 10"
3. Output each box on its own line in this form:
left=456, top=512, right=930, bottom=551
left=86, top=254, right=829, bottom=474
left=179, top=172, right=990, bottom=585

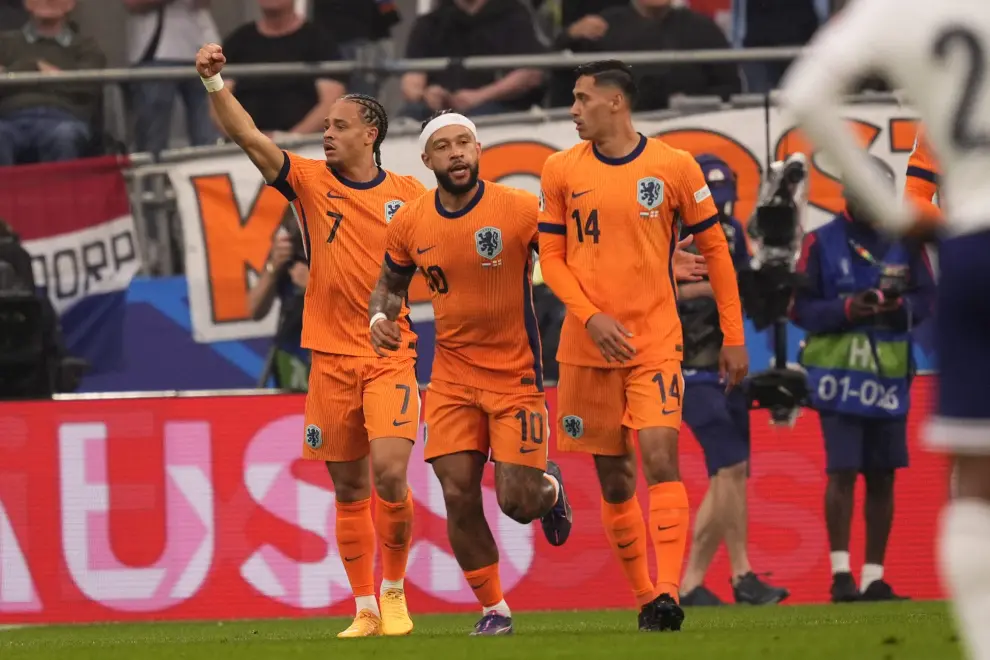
left=538, top=135, right=744, bottom=368
left=271, top=151, right=426, bottom=357
left=384, top=181, right=543, bottom=394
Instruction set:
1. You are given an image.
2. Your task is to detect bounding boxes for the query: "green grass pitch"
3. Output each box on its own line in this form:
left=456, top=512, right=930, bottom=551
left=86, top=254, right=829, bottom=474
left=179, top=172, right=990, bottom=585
left=0, top=602, right=960, bottom=660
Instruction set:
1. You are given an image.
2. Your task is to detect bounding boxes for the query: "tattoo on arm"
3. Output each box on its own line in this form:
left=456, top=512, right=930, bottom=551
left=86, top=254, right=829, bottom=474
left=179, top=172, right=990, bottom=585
left=370, top=262, right=414, bottom=322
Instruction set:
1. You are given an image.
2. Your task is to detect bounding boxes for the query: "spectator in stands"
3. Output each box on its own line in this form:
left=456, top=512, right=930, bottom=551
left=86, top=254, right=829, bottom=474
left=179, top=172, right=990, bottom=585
left=0, top=0, right=26, bottom=31
left=220, top=0, right=346, bottom=135
left=550, top=0, right=741, bottom=110
left=0, top=0, right=106, bottom=166
left=558, top=0, right=627, bottom=31
left=732, top=0, right=829, bottom=92
left=399, top=0, right=546, bottom=121
left=313, top=0, right=400, bottom=97
left=248, top=216, right=309, bottom=392
left=123, top=0, right=221, bottom=154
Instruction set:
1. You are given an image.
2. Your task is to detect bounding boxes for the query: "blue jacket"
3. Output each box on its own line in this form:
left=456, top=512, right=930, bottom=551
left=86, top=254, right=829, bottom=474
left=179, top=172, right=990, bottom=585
left=792, top=212, right=936, bottom=417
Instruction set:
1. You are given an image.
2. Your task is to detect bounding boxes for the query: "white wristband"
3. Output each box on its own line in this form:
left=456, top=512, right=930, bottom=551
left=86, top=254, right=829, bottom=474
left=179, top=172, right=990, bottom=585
left=201, top=73, right=224, bottom=93
left=370, top=313, right=387, bottom=329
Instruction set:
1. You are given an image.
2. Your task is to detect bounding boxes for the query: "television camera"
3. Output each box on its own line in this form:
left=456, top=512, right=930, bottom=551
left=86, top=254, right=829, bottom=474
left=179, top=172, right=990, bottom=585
left=738, top=154, right=812, bottom=425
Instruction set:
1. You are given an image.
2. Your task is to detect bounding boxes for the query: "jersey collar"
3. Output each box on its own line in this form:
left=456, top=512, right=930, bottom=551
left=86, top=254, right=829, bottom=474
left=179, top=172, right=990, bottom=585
left=435, top=180, right=486, bottom=219
left=593, top=134, right=647, bottom=166
left=330, top=166, right=386, bottom=190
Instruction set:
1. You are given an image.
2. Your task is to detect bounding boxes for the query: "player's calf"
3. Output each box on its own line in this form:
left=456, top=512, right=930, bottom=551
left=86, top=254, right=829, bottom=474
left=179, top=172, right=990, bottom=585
left=493, top=463, right=558, bottom=524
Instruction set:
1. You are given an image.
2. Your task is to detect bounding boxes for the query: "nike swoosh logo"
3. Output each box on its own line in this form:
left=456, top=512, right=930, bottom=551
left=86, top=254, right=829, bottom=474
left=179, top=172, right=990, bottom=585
left=662, top=409, right=678, bottom=416
left=393, top=420, right=411, bottom=427
left=657, top=525, right=677, bottom=532
left=343, top=554, right=364, bottom=562
left=470, top=579, right=489, bottom=590
left=571, top=190, right=592, bottom=198
left=384, top=542, right=405, bottom=551
left=417, top=246, right=436, bottom=255
left=519, top=447, right=540, bottom=454
left=617, top=540, right=636, bottom=549
left=327, top=192, right=347, bottom=199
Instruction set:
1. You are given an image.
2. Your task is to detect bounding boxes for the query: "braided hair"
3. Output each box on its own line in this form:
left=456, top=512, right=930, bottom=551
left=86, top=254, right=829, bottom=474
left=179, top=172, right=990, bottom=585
left=340, top=93, right=389, bottom=167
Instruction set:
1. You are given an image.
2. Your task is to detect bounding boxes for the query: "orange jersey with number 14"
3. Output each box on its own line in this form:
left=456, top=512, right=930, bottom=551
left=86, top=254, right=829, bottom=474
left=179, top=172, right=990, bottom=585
left=538, top=135, right=745, bottom=368
left=271, top=151, right=426, bottom=356
left=384, top=181, right=543, bottom=394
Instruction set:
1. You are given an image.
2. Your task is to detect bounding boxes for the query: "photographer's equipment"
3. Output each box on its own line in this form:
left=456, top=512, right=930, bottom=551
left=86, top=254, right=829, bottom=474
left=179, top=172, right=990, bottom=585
left=0, top=287, right=52, bottom=398
left=0, top=222, right=85, bottom=399
left=739, top=154, right=811, bottom=425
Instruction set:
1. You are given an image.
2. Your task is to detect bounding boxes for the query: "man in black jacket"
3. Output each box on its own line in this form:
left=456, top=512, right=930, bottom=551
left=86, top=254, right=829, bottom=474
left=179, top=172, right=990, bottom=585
left=550, top=0, right=740, bottom=109
left=399, top=0, right=546, bottom=120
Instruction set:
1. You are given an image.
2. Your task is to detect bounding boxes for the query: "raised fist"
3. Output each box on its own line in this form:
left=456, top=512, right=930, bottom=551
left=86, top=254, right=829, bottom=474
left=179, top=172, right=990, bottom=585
left=196, top=43, right=226, bottom=78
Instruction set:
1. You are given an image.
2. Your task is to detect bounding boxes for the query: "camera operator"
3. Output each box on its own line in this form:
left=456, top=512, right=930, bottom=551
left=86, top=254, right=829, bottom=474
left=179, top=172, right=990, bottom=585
left=677, top=155, right=790, bottom=607
left=0, top=218, right=81, bottom=398
left=248, top=213, right=310, bottom=391
left=791, top=157, right=935, bottom=603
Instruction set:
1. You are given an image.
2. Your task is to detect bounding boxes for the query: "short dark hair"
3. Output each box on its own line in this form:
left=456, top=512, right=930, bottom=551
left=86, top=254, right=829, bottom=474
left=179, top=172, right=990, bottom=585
left=421, top=108, right=456, bottom=132
left=340, top=93, right=389, bottom=167
left=573, top=60, right=638, bottom=105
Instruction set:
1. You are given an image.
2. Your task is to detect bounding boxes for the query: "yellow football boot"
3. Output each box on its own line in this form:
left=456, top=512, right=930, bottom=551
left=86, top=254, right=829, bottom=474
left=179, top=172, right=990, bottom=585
left=336, top=609, right=382, bottom=638
left=380, top=588, right=414, bottom=636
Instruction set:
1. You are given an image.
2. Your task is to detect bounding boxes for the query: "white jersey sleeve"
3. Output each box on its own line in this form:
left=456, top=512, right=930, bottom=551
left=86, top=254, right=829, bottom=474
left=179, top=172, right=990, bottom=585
left=781, top=0, right=916, bottom=233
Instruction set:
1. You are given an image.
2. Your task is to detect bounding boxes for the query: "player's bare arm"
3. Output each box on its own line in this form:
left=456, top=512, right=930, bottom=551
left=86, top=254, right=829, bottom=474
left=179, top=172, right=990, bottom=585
left=196, top=43, right=284, bottom=184
left=369, top=262, right=414, bottom=356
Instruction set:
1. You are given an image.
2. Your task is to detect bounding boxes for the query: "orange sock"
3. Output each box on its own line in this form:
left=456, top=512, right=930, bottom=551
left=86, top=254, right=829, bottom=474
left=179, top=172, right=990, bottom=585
left=375, top=489, right=414, bottom=583
left=463, top=563, right=504, bottom=608
left=601, top=496, right=656, bottom=607
left=336, top=498, right=376, bottom=597
left=648, top=482, right=690, bottom=602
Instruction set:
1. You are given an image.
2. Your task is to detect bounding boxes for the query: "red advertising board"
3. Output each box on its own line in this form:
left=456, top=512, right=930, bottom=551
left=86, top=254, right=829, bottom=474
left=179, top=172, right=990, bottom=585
left=0, top=382, right=946, bottom=624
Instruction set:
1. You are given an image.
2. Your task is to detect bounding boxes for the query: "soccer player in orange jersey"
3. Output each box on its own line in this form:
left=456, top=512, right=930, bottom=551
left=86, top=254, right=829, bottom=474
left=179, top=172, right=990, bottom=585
left=197, top=44, right=424, bottom=638
left=905, top=127, right=942, bottom=223
left=369, top=110, right=573, bottom=637
left=538, top=61, right=749, bottom=632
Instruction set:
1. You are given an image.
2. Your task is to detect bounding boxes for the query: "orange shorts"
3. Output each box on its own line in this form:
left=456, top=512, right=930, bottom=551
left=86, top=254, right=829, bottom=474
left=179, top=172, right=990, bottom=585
left=302, top=352, right=419, bottom=462
left=556, top=360, right=683, bottom=456
left=423, top=379, right=548, bottom=470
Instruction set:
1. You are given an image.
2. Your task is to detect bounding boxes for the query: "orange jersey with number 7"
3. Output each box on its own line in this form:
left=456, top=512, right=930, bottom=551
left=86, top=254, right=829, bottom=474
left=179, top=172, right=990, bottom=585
left=273, top=150, right=426, bottom=356
left=538, top=135, right=745, bottom=368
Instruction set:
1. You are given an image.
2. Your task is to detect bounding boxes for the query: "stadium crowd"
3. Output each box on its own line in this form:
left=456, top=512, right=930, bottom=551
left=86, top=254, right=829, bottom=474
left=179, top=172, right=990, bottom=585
left=0, top=0, right=846, bottom=167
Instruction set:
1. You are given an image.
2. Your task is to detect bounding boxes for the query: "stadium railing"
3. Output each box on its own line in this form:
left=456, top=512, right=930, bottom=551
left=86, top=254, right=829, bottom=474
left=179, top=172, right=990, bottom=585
left=0, top=47, right=901, bottom=274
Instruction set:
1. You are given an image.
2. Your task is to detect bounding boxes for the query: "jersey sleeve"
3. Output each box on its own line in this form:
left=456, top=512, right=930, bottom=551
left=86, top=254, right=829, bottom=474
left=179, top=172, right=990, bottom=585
left=537, top=155, right=602, bottom=325
left=905, top=132, right=943, bottom=221
left=676, top=154, right=745, bottom=346
left=268, top=151, right=312, bottom=202
left=781, top=0, right=914, bottom=233
left=406, top=176, right=429, bottom=199
left=730, top=218, right=751, bottom=273
left=384, top=205, right=417, bottom=276
left=519, top=190, right=540, bottom=248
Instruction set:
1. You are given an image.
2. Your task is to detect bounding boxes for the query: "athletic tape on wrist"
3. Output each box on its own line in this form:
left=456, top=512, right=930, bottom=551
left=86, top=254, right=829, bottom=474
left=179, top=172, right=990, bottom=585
left=201, top=73, right=224, bottom=93
left=370, top=312, right=387, bottom=329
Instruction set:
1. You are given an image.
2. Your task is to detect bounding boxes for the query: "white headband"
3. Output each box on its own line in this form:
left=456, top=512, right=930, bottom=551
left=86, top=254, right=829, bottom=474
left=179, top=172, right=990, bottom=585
left=418, top=113, right=478, bottom=153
